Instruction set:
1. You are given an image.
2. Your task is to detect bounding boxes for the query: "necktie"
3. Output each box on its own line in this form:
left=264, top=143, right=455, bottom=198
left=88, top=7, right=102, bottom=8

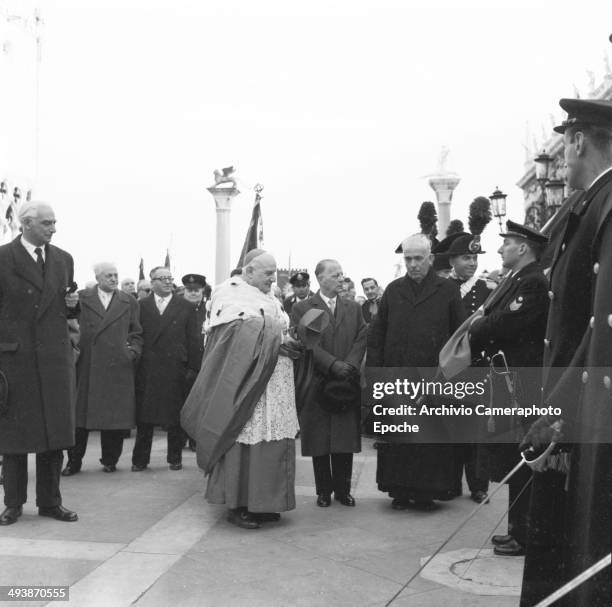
left=34, top=247, right=44, bottom=275
left=157, top=297, right=167, bottom=314
left=328, top=298, right=335, bottom=317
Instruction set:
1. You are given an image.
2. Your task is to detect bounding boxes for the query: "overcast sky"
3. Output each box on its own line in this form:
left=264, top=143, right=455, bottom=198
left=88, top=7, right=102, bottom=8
left=2, top=0, right=612, bottom=290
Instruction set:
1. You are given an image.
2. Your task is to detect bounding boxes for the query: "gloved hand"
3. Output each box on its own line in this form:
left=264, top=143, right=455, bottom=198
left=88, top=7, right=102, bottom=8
left=519, top=416, right=564, bottom=453
left=331, top=360, right=355, bottom=379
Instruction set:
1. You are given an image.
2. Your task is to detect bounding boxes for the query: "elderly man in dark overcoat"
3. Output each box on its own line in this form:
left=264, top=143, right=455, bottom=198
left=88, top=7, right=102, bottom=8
left=291, top=259, right=367, bottom=508
left=519, top=98, right=612, bottom=607
left=0, top=201, right=79, bottom=525
left=62, top=262, right=142, bottom=475
left=367, top=234, right=465, bottom=511
left=131, top=265, right=200, bottom=471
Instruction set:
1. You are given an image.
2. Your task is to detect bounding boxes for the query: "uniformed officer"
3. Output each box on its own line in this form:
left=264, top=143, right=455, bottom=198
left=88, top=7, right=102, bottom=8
left=469, top=220, right=549, bottom=556
left=520, top=98, right=612, bottom=607
left=283, top=272, right=314, bottom=315
left=181, top=273, right=208, bottom=451
left=434, top=231, right=493, bottom=503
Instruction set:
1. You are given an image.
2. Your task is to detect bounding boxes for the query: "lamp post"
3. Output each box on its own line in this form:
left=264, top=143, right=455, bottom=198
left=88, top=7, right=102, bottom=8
left=534, top=150, right=553, bottom=187
left=490, top=187, right=507, bottom=231
left=544, top=178, right=565, bottom=220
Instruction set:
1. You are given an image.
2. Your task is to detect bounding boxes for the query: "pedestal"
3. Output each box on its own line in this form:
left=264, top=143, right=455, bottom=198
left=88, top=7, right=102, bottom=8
left=207, top=185, right=240, bottom=286
left=428, top=174, right=461, bottom=238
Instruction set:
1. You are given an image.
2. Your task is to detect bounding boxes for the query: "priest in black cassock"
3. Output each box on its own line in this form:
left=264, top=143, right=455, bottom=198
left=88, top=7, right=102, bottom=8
left=367, top=233, right=465, bottom=510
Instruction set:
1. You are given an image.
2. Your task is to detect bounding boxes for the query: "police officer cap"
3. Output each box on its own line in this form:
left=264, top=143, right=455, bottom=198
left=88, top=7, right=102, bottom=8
left=499, top=220, right=548, bottom=244
left=433, top=232, right=486, bottom=256
left=181, top=273, right=207, bottom=288
left=553, top=98, right=612, bottom=134
left=290, top=271, right=310, bottom=286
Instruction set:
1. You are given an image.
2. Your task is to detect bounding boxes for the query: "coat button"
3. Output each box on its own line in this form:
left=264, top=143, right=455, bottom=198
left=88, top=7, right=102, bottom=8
left=582, top=371, right=589, bottom=384
left=548, top=291, right=554, bottom=301
left=608, top=314, right=612, bottom=327
left=590, top=317, right=595, bottom=328
left=593, top=262, right=600, bottom=274
left=604, top=376, right=612, bottom=389
left=561, top=243, right=566, bottom=252
left=544, top=338, right=550, bottom=347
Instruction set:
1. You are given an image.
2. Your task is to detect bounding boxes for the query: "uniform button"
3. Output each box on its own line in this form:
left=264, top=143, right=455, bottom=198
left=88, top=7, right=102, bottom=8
left=608, top=314, right=612, bottom=327
left=590, top=316, right=595, bottom=328
left=544, top=338, right=550, bottom=347
left=548, top=291, right=554, bottom=301
left=582, top=371, right=588, bottom=384
left=561, top=243, right=566, bottom=252
left=593, top=262, right=600, bottom=274
left=604, top=376, right=612, bottom=389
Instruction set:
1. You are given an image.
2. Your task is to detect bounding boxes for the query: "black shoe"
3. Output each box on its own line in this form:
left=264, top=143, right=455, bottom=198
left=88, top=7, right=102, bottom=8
left=102, top=464, right=116, bottom=473
left=391, top=498, right=411, bottom=510
left=493, top=538, right=524, bottom=556
left=491, top=534, right=513, bottom=546
left=471, top=490, right=489, bottom=504
left=251, top=512, right=281, bottom=523
left=38, top=505, right=78, bottom=522
left=131, top=464, right=147, bottom=472
left=169, top=463, right=182, bottom=471
left=61, top=464, right=81, bottom=477
left=0, top=506, right=22, bottom=526
left=411, top=500, right=438, bottom=512
left=335, top=493, right=356, bottom=507
left=226, top=508, right=261, bottom=529
left=316, top=494, right=332, bottom=507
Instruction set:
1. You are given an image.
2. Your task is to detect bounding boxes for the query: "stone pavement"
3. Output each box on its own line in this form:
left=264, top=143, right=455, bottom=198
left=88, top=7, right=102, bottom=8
left=0, top=435, right=523, bottom=606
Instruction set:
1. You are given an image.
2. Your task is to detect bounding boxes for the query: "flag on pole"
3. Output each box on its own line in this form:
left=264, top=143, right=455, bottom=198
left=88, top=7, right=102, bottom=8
left=164, top=249, right=171, bottom=269
left=237, top=185, right=264, bottom=268
left=138, top=258, right=145, bottom=280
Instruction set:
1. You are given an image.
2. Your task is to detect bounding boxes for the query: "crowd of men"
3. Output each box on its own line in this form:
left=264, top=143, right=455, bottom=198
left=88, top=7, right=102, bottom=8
left=0, top=96, right=611, bottom=606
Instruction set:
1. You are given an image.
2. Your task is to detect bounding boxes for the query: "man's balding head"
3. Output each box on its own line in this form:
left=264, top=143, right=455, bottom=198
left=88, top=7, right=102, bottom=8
left=243, top=250, right=277, bottom=293
left=401, top=234, right=433, bottom=283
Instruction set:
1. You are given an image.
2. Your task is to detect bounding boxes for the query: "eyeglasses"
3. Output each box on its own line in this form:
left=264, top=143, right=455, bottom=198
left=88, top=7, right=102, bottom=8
left=152, top=276, right=173, bottom=282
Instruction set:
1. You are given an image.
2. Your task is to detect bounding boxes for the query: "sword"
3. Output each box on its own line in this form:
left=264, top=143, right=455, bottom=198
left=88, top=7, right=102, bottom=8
left=535, top=553, right=611, bottom=607
left=385, top=456, right=527, bottom=606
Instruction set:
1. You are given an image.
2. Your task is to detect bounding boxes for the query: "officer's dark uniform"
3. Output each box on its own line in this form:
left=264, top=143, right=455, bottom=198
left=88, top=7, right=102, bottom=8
left=283, top=272, right=314, bottom=315
left=181, top=273, right=208, bottom=451
left=469, top=221, right=549, bottom=555
left=520, top=99, right=612, bottom=607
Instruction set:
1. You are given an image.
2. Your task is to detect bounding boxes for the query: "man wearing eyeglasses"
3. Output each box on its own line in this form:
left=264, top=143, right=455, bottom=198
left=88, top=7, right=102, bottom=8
left=131, top=266, right=200, bottom=471
left=468, top=220, right=549, bottom=557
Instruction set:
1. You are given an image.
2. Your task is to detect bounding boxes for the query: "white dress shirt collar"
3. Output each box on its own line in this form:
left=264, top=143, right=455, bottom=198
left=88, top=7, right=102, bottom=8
left=319, top=292, right=337, bottom=308
left=20, top=236, right=45, bottom=262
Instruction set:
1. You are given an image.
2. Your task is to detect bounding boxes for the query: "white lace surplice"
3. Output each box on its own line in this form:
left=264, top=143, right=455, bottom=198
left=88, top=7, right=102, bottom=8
left=237, top=302, right=299, bottom=445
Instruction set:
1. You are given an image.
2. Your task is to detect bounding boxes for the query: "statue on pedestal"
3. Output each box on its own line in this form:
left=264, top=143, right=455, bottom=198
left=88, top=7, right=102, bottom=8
left=212, top=166, right=237, bottom=188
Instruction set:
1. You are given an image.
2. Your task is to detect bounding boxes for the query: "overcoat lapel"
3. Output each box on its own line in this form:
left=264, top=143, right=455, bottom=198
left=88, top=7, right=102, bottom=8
left=10, top=237, right=44, bottom=291
left=80, top=289, right=106, bottom=320
left=312, top=292, right=336, bottom=328
left=152, top=294, right=180, bottom=345
left=37, top=245, right=63, bottom=320
left=96, top=291, right=129, bottom=336
left=414, top=273, right=441, bottom=307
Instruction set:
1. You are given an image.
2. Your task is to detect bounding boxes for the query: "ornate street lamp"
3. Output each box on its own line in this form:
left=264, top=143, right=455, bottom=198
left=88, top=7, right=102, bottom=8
left=534, top=150, right=553, bottom=186
left=489, top=187, right=507, bottom=231
left=544, top=178, right=565, bottom=218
